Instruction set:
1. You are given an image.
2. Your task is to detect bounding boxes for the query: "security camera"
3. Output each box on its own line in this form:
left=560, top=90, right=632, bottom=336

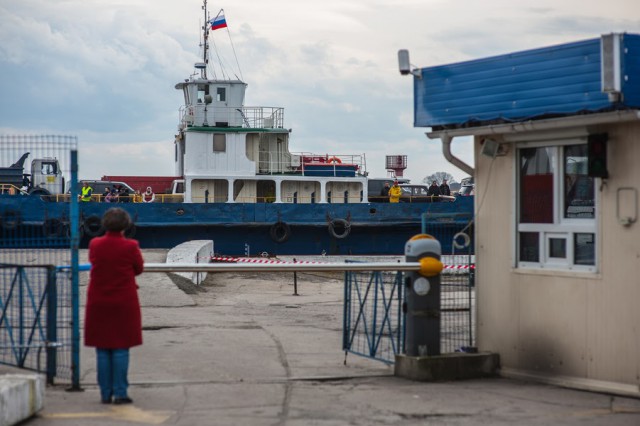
left=398, top=49, right=411, bottom=75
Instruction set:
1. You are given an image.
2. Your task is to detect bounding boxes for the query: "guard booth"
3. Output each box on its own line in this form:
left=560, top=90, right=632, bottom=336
left=405, top=33, right=640, bottom=396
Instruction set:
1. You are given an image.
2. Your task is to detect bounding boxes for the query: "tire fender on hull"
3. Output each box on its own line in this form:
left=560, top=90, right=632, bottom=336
left=269, top=221, right=291, bottom=243
left=82, top=215, right=103, bottom=238
left=328, top=218, right=351, bottom=239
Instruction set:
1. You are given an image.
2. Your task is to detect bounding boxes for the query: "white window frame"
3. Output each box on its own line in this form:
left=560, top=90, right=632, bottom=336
left=515, top=138, right=598, bottom=273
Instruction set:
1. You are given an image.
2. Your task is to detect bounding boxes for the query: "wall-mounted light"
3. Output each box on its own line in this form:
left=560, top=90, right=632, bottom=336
left=480, top=137, right=509, bottom=158
left=398, top=50, right=422, bottom=79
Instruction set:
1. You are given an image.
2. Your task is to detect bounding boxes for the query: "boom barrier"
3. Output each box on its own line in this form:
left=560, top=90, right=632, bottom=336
left=141, top=262, right=423, bottom=273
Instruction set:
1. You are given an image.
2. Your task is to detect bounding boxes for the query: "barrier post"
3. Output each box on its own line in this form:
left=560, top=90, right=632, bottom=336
left=404, top=234, right=443, bottom=357
left=293, top=258, right=298, bottom=296
left=69, top=149, right=82, bottom=391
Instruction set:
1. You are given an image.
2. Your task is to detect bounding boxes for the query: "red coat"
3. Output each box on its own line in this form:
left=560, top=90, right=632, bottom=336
left=84, top=231, right=144, bottom=349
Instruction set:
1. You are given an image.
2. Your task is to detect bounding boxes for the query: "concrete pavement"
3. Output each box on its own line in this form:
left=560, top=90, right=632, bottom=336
left=8, top=249, right=640, bottom=425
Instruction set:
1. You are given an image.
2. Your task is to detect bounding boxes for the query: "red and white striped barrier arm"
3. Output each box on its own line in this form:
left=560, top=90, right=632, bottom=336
left=208, top=256, right=475, bottom=269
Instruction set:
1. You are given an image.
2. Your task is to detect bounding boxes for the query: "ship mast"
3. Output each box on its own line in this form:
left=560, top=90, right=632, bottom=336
left=201, top=0, right=209, bottom=79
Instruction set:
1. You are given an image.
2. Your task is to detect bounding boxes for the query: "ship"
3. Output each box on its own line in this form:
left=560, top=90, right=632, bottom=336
left=0, top=1, right=473, bottom=256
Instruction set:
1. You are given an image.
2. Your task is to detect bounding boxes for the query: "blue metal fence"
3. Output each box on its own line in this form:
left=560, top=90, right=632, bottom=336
left=343, top=224, right=476, bottom=364
left=343, top=268, right=404, bottom=364
left=0, top=135, right=79, bottom=386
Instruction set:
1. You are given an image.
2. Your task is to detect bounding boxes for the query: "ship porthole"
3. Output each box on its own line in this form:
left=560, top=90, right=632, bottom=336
left=328, top=218, right=351, bottom=239
left=270, top=222, right=291, bottom=243
left=176, top=208, right=185, bottom=216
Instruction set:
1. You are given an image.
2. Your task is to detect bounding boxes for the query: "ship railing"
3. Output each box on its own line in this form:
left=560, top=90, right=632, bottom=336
left=34, top=194, right=186, bottom=203
left=398, top=195, right=457, bottom=203
left=148, top=194, right=184, bottom=203
left=189, top=194, right=364, bottom=204
left=256, top=152, right=367, bottom=177
left=0, top=184, right=28, bottom=195
left=179, top=105, right=284, bottom=129
left=294, top=152, right=367, bottom=177
left=256, top=151, right=293, bottom=175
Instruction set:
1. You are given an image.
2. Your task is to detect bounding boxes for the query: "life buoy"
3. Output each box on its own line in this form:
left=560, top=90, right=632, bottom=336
left=328, top=218, right=351, bottom=239
left=43, top=218, right=63, bottom=238
left=2, top=210, right=21, bottom=230
left=82, top=215, right=103, bottom=238
left=328, top=156, right=342, bottom=164
left=142, top=186, right=155, bottom=203
left=453, top=232, right=471, bottom=250
left=269, top=221, right=291, bottom=243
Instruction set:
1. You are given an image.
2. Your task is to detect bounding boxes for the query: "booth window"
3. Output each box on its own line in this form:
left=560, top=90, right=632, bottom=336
left=516, top=140, right=596, bottom=271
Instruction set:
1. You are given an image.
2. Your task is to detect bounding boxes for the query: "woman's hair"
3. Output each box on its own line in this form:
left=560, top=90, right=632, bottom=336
left=101, top=207, right=131, bottom=232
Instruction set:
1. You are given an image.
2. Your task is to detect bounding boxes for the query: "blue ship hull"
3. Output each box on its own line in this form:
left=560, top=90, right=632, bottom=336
left=0, top=195, right=474, bottom=255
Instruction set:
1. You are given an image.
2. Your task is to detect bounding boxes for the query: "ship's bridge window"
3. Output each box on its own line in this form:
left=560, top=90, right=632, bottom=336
left=217, top=87, right=226, bottom=102
left=516, top=140, right=596, bottom=272
left=197, top=84, right=209, bottom=104
left=213, top=134, right=226, bottom=152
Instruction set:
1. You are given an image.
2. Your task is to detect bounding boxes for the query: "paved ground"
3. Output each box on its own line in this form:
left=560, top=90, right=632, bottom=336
left=9, top=249, right=640, bottom=425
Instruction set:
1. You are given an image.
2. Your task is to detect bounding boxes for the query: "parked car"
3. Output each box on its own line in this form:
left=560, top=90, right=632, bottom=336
left=457, top=177, right=474, bottom=196
left=399, top=184, right=455, bottom=202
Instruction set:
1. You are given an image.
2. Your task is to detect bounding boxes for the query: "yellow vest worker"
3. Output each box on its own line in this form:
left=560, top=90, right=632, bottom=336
left=80, top=182, right=93, bottom=202
left=389, top=181, right=403, bottom=203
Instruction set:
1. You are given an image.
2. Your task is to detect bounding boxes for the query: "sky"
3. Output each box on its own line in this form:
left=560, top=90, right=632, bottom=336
left=1, top=0, right=639, bottom=183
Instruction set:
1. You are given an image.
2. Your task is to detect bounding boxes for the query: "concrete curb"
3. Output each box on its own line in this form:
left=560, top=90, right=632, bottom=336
left=0, top=373, right=44, bottom=426
left=166, top=240, right=213, bottom=285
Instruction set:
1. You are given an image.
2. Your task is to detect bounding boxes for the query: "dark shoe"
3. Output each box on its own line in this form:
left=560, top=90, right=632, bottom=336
left=101, top=397, right=112, bottom=404
left=113, top=397, right=133, bottom=405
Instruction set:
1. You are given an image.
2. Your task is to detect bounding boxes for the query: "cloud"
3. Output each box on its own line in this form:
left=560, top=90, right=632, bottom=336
left=1, top=0, right=639, bottom=183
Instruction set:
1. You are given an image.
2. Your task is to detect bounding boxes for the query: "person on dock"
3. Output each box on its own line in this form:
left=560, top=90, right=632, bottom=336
left=427, top=180, right=441, bottom=197
left=389, top=180, right=403, bottom=203
left=380, top=182, right=391, bottom=202
left=84, top=207, right=144, bottom=405
left=80, top=181, right=93, bottom=202
left=439, top=179, right=451, bottom=196
left=118, top=185, right=131, bottom=203
left=105, top=189, right=118, bottom=203
left=102, top=186, right=111, bottom=202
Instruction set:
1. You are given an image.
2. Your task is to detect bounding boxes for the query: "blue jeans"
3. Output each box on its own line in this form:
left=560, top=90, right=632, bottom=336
left=96, top=348, right=130, bottom=401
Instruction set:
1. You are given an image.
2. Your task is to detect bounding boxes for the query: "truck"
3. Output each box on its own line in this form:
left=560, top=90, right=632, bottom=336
left=0, top=152, right=64, bottom=196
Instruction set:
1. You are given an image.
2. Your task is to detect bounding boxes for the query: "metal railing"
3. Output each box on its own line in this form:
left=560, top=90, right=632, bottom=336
left=142, top=262, right=422, bottom=273
left=0, top=135, right=80, bottom=388
left=179, top=105, right=285, bottom=129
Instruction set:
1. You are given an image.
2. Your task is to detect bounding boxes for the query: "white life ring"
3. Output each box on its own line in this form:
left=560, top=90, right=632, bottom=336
left=453, top=232, right=471, bottom=249
left=142, top=186, right=156, bottom=203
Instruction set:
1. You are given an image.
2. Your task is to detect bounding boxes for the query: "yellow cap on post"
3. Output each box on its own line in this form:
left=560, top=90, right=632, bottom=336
left=419, top=257, right=443, bottom=277
left=409, top=234, right=435, bottom=241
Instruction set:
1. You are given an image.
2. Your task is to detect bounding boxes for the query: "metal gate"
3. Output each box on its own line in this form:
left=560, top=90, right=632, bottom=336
left=0, top=135, right=80, bottom=387
left=343, top=227, right=476, bottom=363
left=343, top=268, right=404, bottom=364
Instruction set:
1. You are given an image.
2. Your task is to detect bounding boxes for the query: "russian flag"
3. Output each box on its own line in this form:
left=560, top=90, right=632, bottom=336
left=210, top=12, right=227, bottom=31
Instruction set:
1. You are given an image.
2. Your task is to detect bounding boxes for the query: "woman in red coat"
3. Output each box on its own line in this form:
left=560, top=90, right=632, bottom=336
left=84, top=207, right=144, bottom=404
